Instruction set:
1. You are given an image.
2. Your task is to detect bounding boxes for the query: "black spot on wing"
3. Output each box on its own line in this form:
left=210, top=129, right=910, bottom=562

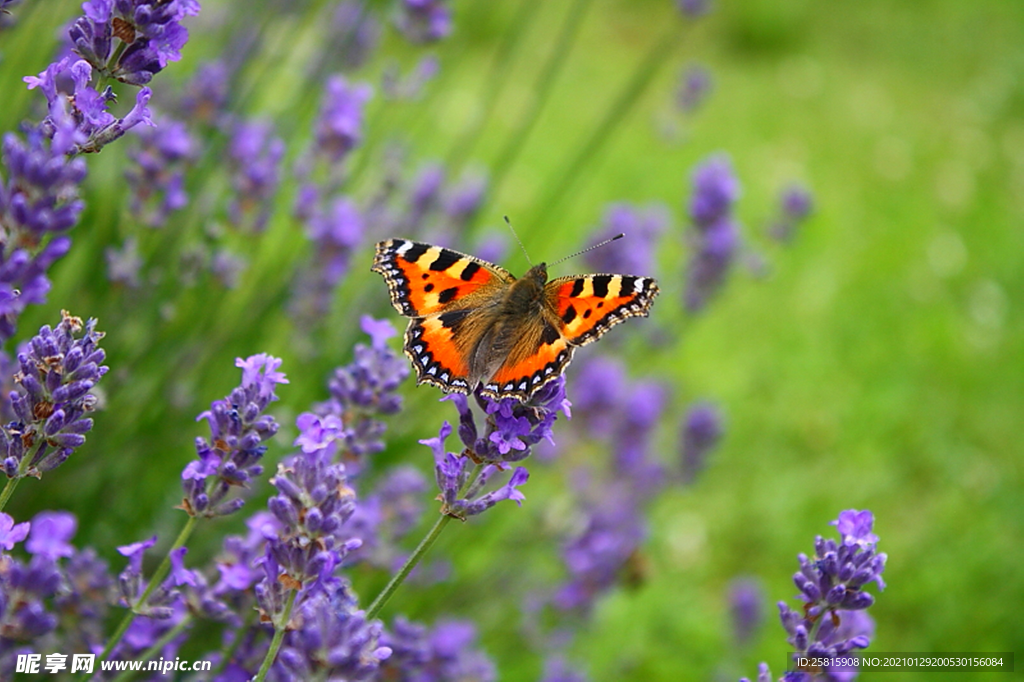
left=562, top=304, right=577, bottom=324
left=403, top=243, right=429, bottom=263
left=424, top=283, right=435, bottom=293
left=621, top=276, right=637, bottom=293
left=439, top=309, right=471, bottom=331
left=541, top=323, right=560, bottom=346
left=570, top=279, right=586, bottom=297
left=438, top=287, right=459, bottom=304
left=592, top=275, right=612, bottom=298
left=460, top=261, right=481, bottom=281
left=429, top=249, right=461, bottom=271
left=583, top=309, right=592, bottom=319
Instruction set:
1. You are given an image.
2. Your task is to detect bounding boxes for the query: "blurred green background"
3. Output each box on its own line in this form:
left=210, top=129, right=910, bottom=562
left=1, top=0, right=1022, bottom=679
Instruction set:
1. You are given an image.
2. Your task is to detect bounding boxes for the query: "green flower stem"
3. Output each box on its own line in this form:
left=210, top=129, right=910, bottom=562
left=252, top=589, right=299, bottom=682
left=531, top=20, right=686, bottom=230
left=365, top=462, right=485, bottom=620
left=91, top=515, right=199, bottom=678
left=365, top=510, right=454, bottom=621
left=109, top=613, right=194, bottom=682
left=0, top=439, right=49, bottom=512
left=485, top=0, right=594, bottom=206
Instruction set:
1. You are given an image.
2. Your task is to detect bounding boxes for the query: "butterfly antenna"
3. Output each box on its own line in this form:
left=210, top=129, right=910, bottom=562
left=548, top=233, right=625, bottom=268
left=504, top=216, right=533, bottom=266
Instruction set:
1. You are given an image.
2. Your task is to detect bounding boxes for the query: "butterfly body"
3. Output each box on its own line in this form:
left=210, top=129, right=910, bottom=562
left=372, top=239, right=658, bottom=401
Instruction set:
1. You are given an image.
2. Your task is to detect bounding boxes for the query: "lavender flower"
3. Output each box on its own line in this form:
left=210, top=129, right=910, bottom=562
left=443, top=377, right=570, bottom=465
left=553, top=491, right=644, bottom=614
left=126, top=115, right=195, bottom=226
left=105, top=236, right=142, bottom=287
left=291, top=196, right=365, bottom=321
left=1, top=312, right=107, bottom=480
left=299, top=316, right=409, bottom=472
left=677, top=64, right=713, bottom=113
left=331, top=1, right=381, bottom=70
left=442, top=171, right=488, bottom=231
left=729, top=577, right=764, bottom=646
left=180, top=354, right=287, bottom=518
left=685, top=154, right=741, bottom=312
left=744, top=510, right=886, bottom=682
left=260, top=447, right=359, bottom=596
left=379, top=617, right=495, bottom=681
left=584, top=203, right=668, bottom=277
left=395, top=0, right=452, bottom=44
left=680, top=401, right=723, bottom=482
left=24, top=56, right=155, bottom=154
left=0, top=511, right=29, bottom=550
left=179, top=60, right=230, bottom=126
left=226, top=120, right=284, bottom=232
left=769, top=183, right=814, bottom=242
left=314, top=76, right=373, bottom=164
left=422, top=420, right=530, bottom=518
left=382, top=55, right=440, bottom=100
left=0, top=120, right=84, bottom=339
left=67, top=0, right=201, bottom=86
left=25, top=511, right=76, bottom=559
left=275, top=585, right=392, bottom=679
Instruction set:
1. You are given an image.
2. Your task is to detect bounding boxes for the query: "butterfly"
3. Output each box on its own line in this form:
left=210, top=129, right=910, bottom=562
left=371, top=239, right=659, bottom=401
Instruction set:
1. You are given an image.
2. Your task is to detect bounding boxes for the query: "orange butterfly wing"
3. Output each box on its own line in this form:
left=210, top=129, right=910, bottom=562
left=371, top=239, right=512, bottom=393
left=480, top=274, right=659, bottom=400
left=548, top=274, right=659, bottom=346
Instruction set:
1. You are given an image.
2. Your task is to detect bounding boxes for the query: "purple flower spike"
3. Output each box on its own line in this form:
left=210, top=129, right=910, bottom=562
left=744, top=510, right=887, bottom=681
left=0, top=512, right=30, bottom=551
left=300, top=319, right=409, bottom=472
left=395, top=0, right=452, bottom=44
left=181, top=354, right=286, bottom=518
left=689, top=154, right=739, bottom=230
left=380, top=617, right=495, bottom=681
left=424, top=422, right=531, bottom=518
left=2, top=312, right=106, bottom=479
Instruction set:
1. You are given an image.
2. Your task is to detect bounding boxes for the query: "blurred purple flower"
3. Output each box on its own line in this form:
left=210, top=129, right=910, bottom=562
left=179, top=60, right=229, bottom=125
left=395, top=0, right=452, bottom=44
left=226, top=119, right=284, bottom=232
left=685, top=154, right=740, bottom=312
left=729, top=577, right=764, bottom=646
left=677, top=0, right=712, bottom=18
left=380, top=617, right=495, bottom=681
left=769, top=183, right=814, bottom=243
left=126, top=115, right=195, bottom=226
left=315, top=75, right=373, bottom=164
left=383, top=55, right=440, bottom=100
left=332, top=1, right=381, bottom=69
left=585, top=203, right=668, bottom=277
left=25, top=511, right=77, bottom=559
left=677, top=64, right=713, bottom=113
left=680, top=401, right=723, bottom=483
